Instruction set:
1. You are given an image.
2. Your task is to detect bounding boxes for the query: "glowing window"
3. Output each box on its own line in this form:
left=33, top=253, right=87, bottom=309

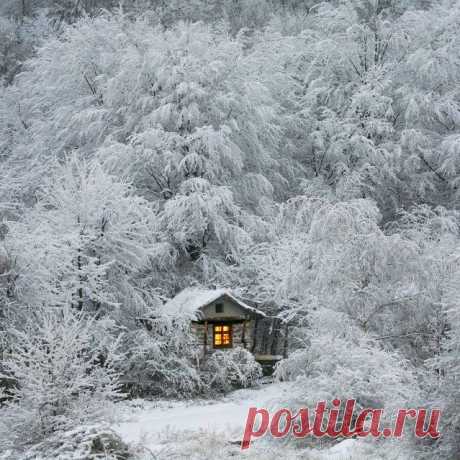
left=213, top=323, right=232, bottom=348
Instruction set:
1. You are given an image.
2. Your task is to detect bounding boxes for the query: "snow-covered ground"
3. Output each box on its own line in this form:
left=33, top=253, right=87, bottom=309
left=113, top=383, right=409, bottom=459
left=115, top=382, right=286, bottom=448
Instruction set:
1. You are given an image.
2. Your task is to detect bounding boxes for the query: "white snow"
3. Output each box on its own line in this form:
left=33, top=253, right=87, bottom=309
left=114, top=382, right=286, bottom=450
left=161, top=287, right=266, bottom=320
left=113, top=383, right=407, bottom=459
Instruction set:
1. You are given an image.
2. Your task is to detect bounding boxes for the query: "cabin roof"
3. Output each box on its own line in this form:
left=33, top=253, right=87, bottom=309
left=162, top=287, right=266, bottom=320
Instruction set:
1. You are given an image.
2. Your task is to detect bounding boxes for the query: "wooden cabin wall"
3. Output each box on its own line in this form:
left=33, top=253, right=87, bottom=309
left=191, top=321, right=254, bottom=357
left=190, top=317, right=288, bottom=359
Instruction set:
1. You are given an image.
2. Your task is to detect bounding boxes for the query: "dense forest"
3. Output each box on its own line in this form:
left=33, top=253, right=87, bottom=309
left=0, top=0, right=459, bottom=458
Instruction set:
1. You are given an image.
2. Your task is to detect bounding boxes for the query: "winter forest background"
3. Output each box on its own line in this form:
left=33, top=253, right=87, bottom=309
left=0, top=0, right=459, bottom=458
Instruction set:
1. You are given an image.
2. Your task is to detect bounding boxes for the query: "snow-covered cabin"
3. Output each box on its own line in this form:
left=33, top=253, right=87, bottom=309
left=162, top=288, right=282, bottom=362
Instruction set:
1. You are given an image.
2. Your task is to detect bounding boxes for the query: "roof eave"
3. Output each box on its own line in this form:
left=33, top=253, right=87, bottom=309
left=220, top=292, right=266, bottom=318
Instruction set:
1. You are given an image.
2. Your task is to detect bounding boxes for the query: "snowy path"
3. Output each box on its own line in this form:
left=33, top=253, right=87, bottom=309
left=114, top=382, right=289, bottom=449
left=112, top=382, right=374, bottom=459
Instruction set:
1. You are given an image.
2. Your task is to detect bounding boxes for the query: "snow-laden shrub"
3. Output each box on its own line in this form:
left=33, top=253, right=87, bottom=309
left=120, top=320, right=262, bottom=398
left=119, top=317, right=203, bottom=398
left=18, top=426, right=131, bottom=460
left=274, top=313, right=420, bottom=453
left=203, top=347, right=262, bottom=394
left=0, top=307, right=122, bottom=456
left=275, top=310, right=420, bottom=416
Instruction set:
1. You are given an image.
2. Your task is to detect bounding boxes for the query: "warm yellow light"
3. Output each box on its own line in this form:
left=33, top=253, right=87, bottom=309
left=213, top=323, right=232, bottom=347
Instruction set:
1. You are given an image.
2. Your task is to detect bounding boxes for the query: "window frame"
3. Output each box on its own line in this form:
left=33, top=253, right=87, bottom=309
left=213, top=323, right=233, bottom=349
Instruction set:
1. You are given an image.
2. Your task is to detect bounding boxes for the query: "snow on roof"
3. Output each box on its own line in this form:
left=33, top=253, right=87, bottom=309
left=162, top=287, right=266, bottom=320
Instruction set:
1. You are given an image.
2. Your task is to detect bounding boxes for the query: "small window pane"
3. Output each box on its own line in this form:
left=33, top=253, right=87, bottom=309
left=213, top=323, right=232, bottom=348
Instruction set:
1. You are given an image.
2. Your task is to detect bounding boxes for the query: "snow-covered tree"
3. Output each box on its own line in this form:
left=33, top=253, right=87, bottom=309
left=4, top=155, right=157, bottom=318
left=0, top=1, right=459, bottom=457
left=0, top=15, right=294, bottom=285
left=397, top=1, right=460, bottom=206
left=0, top=307, right=122, bottom=457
